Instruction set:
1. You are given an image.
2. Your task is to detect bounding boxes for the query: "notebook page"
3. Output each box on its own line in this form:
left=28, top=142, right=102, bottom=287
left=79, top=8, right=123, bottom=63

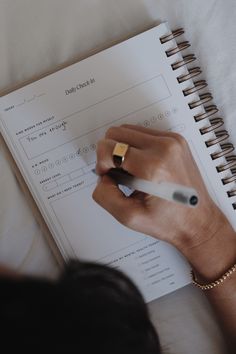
left=0, top=22, right=235, bottom=302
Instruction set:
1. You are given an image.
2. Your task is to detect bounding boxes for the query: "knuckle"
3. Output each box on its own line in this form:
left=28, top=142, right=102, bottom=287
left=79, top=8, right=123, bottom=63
left=173, top=132, right=188, bottom=146
left=105, top=126, right=117, bottom=138
left=164, top=135, right=187, bottom=156
left=96, top=139, right=107, bottom=158
left=143, top=155, right=159, bottom=179
left=96, top=140, right=112, bottom=173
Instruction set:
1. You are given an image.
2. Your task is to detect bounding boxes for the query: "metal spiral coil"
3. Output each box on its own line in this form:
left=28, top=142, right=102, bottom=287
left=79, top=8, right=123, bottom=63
left=194, top=105, right=219, bottom=122
left=205, top=130, right=229, bottom=147
left=177, top=67, right=202, bottom=83
left=171, top=54, right=196, bottom=70
left=165, top=41, right=191, bottom=57
left=189, top=93, right=213, bottom=109
left=199, top=118, right=224, bottom=135
left=183, top=80, right=208, bottom=96
left=160, top=28, right=236, bottom=209
left=211, top=143, right=235, bottom=160
left=160, top=28, right=185, bottom=44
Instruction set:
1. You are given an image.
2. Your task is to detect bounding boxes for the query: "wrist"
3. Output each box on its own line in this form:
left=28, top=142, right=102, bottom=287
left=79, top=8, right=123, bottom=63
left=177, top=211, right=236, bottom=282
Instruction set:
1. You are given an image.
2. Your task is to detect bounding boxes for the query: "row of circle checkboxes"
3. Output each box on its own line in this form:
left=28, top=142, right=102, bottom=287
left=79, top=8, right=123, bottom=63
left=138, top=108, right=177, bottom=128
left=34, top=143, right=97, bottom=175
left=34, top=109, right=178, bottom=175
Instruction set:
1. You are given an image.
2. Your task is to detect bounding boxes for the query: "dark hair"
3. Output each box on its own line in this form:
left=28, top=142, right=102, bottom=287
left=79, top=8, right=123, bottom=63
left=0, top=260, right=161, bottom=353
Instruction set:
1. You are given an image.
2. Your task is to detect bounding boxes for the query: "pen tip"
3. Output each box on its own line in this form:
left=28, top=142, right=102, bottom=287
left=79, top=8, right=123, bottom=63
left=189, top=195, right=198, bottom=206
left=173, top=192, right=198, bottom=207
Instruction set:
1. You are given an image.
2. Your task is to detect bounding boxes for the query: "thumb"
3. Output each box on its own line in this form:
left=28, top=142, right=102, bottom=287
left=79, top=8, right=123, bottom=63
left=92, top=175, right=144, bottom=228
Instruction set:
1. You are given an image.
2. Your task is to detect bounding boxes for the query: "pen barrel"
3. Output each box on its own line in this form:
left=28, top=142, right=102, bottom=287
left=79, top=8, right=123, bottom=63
left=156, top=182, right=198, bottom=205
left=108, top=169, right=198, bottom=206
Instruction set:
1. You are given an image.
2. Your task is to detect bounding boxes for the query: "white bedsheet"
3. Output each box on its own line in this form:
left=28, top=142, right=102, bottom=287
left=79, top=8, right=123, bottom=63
left=1, top=1, right=236, bottom=352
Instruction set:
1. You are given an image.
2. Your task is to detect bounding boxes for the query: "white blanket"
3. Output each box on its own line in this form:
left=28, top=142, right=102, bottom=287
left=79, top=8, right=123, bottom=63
left=1, top=1, right=235, bottom=352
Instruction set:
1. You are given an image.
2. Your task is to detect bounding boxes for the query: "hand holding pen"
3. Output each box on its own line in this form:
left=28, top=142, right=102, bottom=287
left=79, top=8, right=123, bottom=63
left=92, top=124, right=225, bottom=254
left=106, top=168, right=198, bottom=207
left=93, top=125, right=236, bottom=342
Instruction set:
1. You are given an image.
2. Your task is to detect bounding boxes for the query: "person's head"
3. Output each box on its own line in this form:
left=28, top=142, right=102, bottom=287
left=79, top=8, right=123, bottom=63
left=1, top=260, right=161, bottom=353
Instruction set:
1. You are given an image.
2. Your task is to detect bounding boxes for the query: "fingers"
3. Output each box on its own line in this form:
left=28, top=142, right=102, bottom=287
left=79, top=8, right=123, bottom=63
left=104, top=126, right=157, bottom=149
left=95, top=125, right=178, bottom=176
left=119, top=124, right=185, bottom=141
left=119, top=124, right=168, bottom=137
left=92, top=175, right=145, bottom=228
left=96, top=138, right=148, bottom=176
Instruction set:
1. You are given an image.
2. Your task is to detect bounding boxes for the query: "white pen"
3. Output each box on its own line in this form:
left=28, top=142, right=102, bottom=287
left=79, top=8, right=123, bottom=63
left=104, top=168, right=199, bottom=207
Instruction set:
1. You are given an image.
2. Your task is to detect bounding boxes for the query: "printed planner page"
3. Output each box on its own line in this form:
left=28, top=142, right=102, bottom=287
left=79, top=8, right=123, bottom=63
left=2, top=22, right=233, bottom=301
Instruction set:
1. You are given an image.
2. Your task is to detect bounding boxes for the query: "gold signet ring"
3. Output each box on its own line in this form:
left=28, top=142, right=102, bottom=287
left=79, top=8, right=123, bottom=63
left=112, top=142, right=129, bottom=168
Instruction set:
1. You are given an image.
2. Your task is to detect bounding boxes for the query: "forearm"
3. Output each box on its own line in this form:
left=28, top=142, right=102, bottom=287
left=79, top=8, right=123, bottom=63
left=206, top=277, right=236, bottom=352
left=179, top=216, right=236, bottom=351
left=94, top=125, right=236, bottom=351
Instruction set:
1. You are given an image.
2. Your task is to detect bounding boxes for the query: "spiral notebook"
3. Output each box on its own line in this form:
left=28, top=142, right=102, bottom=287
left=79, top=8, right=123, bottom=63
left=0, top=22, right=236, bottom=302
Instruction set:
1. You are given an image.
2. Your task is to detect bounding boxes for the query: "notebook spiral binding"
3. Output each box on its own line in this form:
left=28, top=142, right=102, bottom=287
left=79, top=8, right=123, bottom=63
left=160, top=29, right=236, bottom=210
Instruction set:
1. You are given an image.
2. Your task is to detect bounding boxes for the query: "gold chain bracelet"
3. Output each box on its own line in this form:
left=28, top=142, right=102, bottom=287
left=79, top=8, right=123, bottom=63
left=191, top=263, right=236, bottom=290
